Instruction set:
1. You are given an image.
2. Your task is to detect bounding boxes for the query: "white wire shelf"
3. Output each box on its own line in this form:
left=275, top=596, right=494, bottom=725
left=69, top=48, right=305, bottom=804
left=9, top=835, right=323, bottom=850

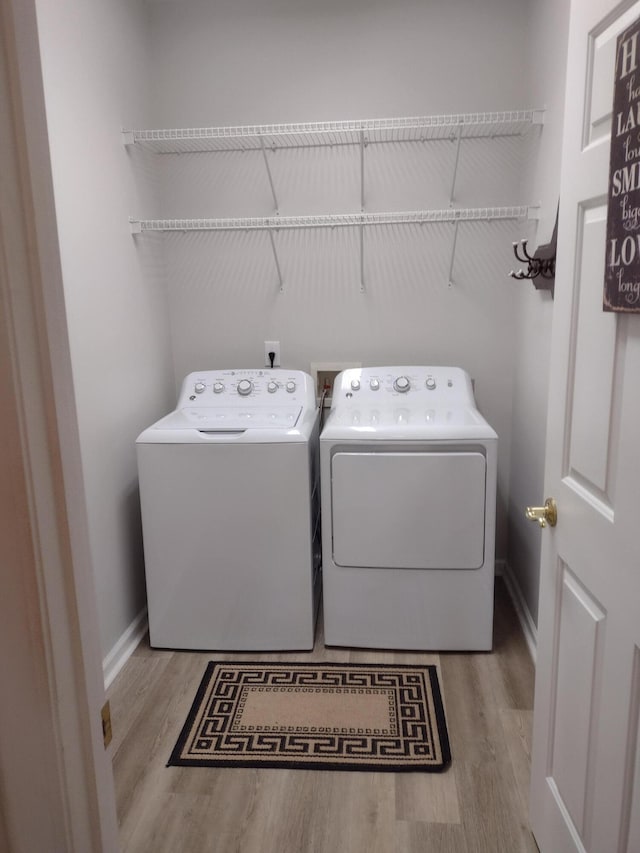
left=123, top=110, right=544, bottom=154
left=130, top=206, right=538, bottom=234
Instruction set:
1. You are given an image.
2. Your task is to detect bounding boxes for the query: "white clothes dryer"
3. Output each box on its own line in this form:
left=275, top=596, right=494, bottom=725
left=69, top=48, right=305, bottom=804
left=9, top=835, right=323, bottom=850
left=137, top=368, right=321, bottom=650
left=320, top=366, right=497, bottom=651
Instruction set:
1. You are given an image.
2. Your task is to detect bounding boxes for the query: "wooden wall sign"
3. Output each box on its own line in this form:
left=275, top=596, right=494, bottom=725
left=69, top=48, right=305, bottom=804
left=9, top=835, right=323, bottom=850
left=605, top=17, right=640, bottom=312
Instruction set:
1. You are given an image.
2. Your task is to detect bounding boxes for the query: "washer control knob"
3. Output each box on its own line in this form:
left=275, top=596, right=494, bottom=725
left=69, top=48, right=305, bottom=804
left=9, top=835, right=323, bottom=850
left=393, top=375, right=411, bottom=393
left=426, top=377, right=436, bottom=390
left=194, top=382, right=206, bottom=394
left=369, top=378, right=380, bottom=391
left=286, top=380, right=296, bottom=393
left=350, top=378, right=361, bottom=391
left=213, top=382, right=225, bottom=394
left=237, top=379, right=253, bottom=396
left=267, top=381, right=278, bottom=393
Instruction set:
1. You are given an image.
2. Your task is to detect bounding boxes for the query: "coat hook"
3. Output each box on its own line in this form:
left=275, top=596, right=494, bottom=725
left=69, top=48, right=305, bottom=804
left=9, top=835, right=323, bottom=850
left=509, top=205, right=558, bottom=296
left=509, top=239, right=556, bottom=279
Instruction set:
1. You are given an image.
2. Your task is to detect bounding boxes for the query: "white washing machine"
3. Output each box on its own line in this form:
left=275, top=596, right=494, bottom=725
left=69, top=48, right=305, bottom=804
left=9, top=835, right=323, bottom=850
left=320, top=366, right=497, bottom=651
left=136, top=368, right=321, bottom=650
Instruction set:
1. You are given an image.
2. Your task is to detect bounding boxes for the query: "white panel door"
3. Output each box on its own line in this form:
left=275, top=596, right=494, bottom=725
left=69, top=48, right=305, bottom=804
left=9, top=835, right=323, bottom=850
left=530, top=1, right=640, bottom=851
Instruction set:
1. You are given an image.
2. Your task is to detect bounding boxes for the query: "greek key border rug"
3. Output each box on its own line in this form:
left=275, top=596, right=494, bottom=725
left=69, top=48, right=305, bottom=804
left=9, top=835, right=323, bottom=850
left=168, top=661, right=451, bottom=772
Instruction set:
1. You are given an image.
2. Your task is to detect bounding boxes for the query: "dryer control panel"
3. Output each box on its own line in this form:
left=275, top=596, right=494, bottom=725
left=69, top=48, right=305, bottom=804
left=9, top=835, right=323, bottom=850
left=332, top=366, right=475, bottom=406
left=178, top=368, right=316, bottom=410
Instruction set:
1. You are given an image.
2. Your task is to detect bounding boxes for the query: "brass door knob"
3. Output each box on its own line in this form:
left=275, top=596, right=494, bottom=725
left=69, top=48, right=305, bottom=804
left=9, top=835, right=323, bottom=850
left=525, top=497, right=557, bottom=528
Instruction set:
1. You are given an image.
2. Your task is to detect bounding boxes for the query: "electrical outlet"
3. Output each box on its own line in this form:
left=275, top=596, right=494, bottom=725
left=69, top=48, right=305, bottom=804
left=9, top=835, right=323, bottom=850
left=310, top=362, right=361, bottom=406
left=264, top=340, right=280, bottom=367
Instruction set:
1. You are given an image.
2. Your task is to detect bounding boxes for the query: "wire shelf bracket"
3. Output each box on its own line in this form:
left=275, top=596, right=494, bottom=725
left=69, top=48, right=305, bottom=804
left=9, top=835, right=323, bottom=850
left=450, top=124, right=463, bottom=205
left=360, top=223, right=365, bottom=294
left=259, top=135, right=279, bottom=213
left=267, top=228, right=284, bottom=292
left=448, top=219, right=460, bottom=287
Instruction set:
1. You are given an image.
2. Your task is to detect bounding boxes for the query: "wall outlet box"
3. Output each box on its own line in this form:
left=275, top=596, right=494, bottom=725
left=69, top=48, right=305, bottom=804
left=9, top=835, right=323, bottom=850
left=264, top=340, right=280, bottom=367
left=310, top=361, right=361, bottom=407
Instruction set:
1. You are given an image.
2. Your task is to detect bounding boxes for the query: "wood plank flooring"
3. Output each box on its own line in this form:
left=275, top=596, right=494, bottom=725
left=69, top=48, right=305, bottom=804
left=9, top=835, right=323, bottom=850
left=108, top=579, right=538, bottom=853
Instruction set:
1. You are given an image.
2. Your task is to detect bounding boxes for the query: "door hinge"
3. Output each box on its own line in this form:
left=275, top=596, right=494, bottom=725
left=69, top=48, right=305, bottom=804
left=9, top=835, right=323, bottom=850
left=101, top=700, right=112, bottom=749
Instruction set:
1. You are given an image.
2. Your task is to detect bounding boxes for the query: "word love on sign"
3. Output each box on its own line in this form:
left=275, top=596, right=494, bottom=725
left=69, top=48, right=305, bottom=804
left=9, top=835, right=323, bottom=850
left=605, top=17, right=640, bottom=312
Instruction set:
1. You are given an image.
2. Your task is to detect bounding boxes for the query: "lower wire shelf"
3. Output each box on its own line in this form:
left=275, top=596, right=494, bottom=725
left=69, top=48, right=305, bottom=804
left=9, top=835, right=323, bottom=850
left=129, top=205, right=539, bottom=293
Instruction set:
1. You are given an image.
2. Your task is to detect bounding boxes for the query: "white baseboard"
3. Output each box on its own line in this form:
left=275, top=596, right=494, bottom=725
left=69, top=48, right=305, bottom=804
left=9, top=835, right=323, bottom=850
left=498, top=560, right=537, bottom=664
left=103, top=607, right=148, bottom=690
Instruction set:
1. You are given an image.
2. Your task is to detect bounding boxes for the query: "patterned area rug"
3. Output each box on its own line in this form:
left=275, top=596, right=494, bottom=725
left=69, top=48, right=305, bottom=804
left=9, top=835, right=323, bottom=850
left=168, top=661, right=451, bottom=772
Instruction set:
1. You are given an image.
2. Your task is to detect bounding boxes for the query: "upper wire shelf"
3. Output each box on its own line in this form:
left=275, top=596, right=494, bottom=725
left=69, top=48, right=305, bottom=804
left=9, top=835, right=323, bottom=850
left=122, top=109, right=544, bottom=154
left=130, top=206, right=538, bottom=233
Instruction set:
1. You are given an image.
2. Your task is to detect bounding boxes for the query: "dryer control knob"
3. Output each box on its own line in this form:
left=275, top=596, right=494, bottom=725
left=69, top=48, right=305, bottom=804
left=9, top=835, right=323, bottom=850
left=426, top=377, right=436, bottom=390
left=350, top=379, right=361, bottom=391
left=393, top=376, right=411, bottom=393
left=213, top=382, right=225, bottom=394
left=370, top=378, right=380, bottom=391
left=237, top=379, right=253, bottom=396
left=267, top=381, right=278, bottom=393
left=286, top=380, right=296, bottom=393
left=194, top=382, right=206, bottom=394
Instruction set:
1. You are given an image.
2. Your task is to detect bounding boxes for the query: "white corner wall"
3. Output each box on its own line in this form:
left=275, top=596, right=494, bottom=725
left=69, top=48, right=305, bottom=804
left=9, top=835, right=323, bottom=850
left=507, top=0, right=570, bottom=628
left=30, top=0, right=570, bottom=666
left=146, top=0, right=535, bottom=561
left=33, top=0, right=175, bottom=659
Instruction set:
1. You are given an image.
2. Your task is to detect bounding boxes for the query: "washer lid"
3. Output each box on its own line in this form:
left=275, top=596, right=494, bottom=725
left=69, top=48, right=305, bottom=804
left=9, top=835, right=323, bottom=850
left=151, top=405, right=303, bottom=431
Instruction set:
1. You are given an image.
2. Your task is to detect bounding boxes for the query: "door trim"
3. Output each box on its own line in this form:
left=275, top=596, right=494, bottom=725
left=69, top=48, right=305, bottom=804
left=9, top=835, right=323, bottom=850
left=0, top=1, right=118, bottom=849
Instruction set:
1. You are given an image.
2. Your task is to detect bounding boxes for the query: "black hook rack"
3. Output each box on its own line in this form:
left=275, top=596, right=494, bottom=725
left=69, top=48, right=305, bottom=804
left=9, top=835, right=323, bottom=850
left=509, top=206, right=557, bottom=296
left=510, top=239, right=555, bottom=278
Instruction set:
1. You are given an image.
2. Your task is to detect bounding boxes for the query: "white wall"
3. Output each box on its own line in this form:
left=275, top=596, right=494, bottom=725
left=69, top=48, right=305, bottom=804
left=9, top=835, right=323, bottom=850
left=34, top=0, right=175, bottom=658
left=146, top=0, right=535, bottom=560
left=507, top=0, right=570, bottom=626
left=148, top=0, right=530, bottom=126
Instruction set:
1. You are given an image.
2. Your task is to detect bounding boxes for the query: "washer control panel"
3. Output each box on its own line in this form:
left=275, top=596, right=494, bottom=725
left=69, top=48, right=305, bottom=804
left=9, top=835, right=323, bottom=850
left=177, top=368, right=315, bottom=409
left=333, top=366, right=475, bottom=407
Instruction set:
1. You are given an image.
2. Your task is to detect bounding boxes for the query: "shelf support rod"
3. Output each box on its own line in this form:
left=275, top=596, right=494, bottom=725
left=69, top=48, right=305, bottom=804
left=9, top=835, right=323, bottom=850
left=360, top=130, right=366, bottom=211
left=449, top=124, right=463, bottom=205
left=360, top=131, right=366, bottom=293
left=267, top=229, right=284, bottom=292
left=260, top=135, right=279, bottom=213
left=360, top=224, right=365, bottom=293
left=448, top=219, right=460, bottom=286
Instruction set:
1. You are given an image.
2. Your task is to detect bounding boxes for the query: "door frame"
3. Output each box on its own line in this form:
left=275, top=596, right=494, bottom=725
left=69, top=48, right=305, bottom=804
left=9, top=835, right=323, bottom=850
left=0, top=0, right=118, bottom=849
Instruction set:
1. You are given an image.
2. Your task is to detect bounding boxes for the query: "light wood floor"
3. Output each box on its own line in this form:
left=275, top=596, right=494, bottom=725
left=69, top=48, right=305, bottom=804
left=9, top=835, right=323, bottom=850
left=108, top=579, right=538, bottom=853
